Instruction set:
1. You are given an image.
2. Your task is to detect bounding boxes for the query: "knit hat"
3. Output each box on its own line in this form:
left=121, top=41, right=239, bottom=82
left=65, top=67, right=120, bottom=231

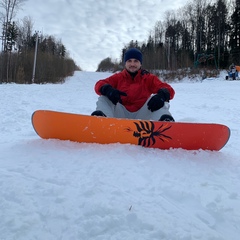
left=124, top=48, right=142, bottom=64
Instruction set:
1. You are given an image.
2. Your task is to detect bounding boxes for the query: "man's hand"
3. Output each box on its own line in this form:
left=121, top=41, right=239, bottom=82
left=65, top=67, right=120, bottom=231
left=100, top=84, right=127, bottom=105
left=147, top=88, right=170, bottom=112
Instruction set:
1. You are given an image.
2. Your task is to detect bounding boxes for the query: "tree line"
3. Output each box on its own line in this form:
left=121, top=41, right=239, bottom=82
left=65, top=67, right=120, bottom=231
left=0, top=0, right=79, bottom=84
left=97, top=0, right=240, bottom=74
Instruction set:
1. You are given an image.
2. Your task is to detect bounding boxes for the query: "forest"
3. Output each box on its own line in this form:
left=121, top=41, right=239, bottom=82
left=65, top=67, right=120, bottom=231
left=1, top=0, right=240, bottom=83
left=0, top=0, right=79, bottom=84
left=97, top=0, right=240, bottom=78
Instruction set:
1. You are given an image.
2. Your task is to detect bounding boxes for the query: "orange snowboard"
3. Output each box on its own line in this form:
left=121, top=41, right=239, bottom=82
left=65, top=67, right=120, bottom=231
left=32, top=110, right=230, bottom=151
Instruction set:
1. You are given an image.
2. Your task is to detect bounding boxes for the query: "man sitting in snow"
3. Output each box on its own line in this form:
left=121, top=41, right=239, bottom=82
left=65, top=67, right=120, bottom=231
left=91, top=48, right=175, bottom=121
left=228, top=63, right=238, bottom=80
left=229, top=63, right=236, bottom=71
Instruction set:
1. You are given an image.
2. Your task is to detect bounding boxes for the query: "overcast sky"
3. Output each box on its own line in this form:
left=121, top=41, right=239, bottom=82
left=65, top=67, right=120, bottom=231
left=17, top=0, right=186, bottom=71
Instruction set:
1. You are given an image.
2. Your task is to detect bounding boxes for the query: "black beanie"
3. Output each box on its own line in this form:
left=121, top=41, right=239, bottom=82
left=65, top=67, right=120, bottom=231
left=124, top=48, right=142, bottom=64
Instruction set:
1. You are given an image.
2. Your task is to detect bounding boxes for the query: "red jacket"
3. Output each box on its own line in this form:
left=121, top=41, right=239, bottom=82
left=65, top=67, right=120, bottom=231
left=95, top=69, right=175, bottom=112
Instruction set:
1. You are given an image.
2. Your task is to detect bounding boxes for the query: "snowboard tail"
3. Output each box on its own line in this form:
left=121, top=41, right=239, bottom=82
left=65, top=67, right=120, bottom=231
left=32, top=110, right=230, bottom=151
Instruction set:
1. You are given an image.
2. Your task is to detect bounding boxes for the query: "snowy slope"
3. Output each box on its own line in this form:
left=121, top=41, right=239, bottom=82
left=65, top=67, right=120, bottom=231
left=1, top=71, right=240, bottom=240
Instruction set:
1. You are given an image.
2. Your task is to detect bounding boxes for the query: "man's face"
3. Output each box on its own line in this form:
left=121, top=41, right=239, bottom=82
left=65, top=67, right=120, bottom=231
left=125, top=59, right=141, bottom=73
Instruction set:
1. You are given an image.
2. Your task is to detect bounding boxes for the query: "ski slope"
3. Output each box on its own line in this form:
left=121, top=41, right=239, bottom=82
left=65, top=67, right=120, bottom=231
left=1, top=71, right=240, bottom=240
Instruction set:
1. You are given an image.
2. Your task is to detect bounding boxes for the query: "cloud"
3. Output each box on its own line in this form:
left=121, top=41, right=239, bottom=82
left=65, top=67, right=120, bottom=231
left=17, top=0, right=186, bottom=71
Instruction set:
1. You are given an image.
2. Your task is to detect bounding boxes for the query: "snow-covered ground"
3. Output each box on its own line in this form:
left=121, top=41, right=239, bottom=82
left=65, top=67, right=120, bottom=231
left=1, top=71, right=240, bottom=240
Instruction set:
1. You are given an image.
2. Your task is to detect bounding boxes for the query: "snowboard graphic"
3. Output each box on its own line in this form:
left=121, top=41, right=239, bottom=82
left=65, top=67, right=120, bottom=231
left=32, top=110, right=230, bottom=151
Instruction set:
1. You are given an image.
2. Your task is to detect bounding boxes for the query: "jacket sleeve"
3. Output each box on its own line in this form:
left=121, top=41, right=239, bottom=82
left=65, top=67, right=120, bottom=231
left=149, top=75, right=175, bottom=100
left=94, top=74, right=119, bottom=95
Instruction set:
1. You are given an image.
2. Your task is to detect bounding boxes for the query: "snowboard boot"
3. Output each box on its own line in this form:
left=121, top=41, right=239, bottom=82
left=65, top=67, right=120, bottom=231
left=91, top=110, right=107, bottom=117
left=159, top=114, right=175, bottom=122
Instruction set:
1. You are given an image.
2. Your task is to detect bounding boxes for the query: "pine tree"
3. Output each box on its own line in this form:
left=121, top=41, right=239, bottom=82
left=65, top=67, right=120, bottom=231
left=229, top=0, right=240, bottom=63
left=6, top=21, right=18, bottom=51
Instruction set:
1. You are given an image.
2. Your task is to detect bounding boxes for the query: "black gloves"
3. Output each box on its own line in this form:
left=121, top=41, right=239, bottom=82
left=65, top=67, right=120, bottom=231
left=147, top=88, right=170, bottom=112
left=100, top=85, right=170, bottom=111
left=100, top=84, right=127, bottom=105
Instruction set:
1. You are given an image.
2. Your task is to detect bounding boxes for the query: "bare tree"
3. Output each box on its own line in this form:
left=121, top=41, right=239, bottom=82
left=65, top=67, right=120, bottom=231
left=0, top=0, right=26, bottom=51
left=17, top=16, right=34, bottom=51
left=0, top=0, right=26, bottom=82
